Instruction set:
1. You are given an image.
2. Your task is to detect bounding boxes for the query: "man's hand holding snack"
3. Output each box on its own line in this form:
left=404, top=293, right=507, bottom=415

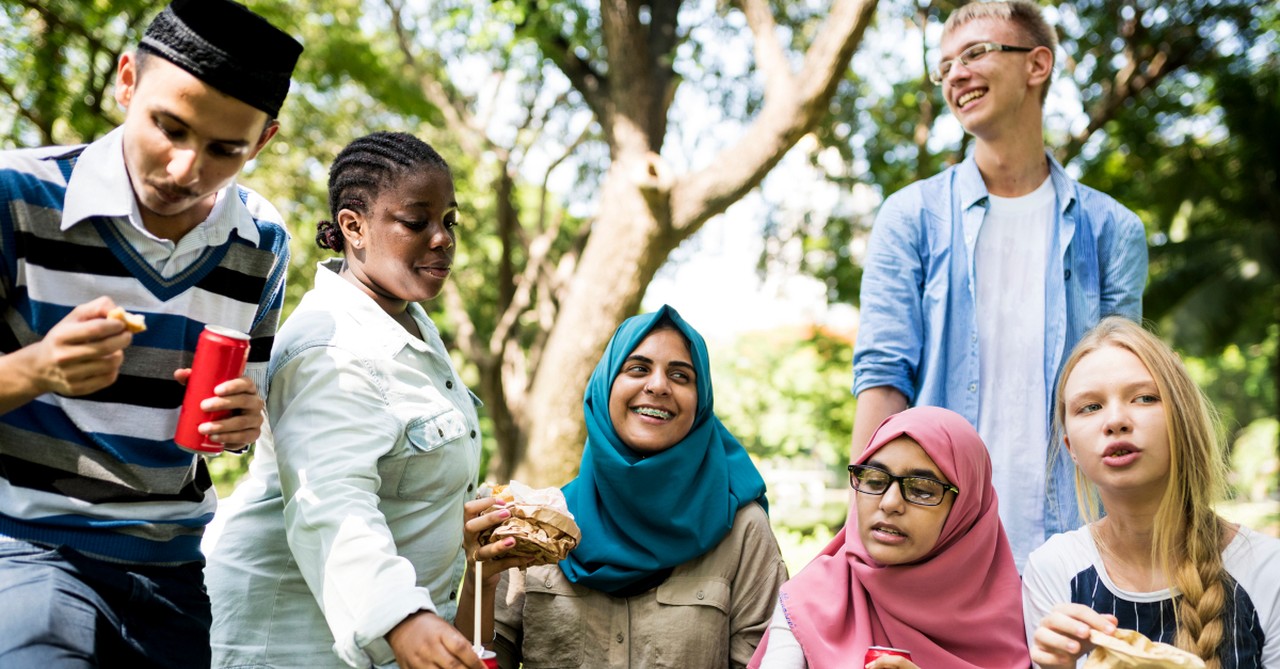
left=0, top=297, right=135, bottom=412
left=172, top=369, right=265, bottom=452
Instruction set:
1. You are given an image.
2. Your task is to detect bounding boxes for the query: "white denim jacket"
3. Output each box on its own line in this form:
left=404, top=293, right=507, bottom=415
left=207, top=259, right=483, bottom=669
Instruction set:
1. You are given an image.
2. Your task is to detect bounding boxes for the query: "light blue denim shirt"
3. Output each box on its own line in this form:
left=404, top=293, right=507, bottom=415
left=852, top=153, right=1148, bottom=557
left=206, top=259, right=483, bottom=669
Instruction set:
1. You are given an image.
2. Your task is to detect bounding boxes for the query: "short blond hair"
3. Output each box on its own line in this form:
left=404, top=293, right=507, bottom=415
left=943, top=1, right=1057, bottom=104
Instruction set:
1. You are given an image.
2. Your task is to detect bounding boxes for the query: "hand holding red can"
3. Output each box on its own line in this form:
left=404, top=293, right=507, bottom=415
left=174, top=325, right=253, bottom=454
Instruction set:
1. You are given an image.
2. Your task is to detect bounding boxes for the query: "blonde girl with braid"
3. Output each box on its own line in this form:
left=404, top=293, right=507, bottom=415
left=1023, top=317, right=1280, bottom=669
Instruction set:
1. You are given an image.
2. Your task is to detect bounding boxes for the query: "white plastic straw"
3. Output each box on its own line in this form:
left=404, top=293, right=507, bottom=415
left=473, top=559, right=483, bottom=652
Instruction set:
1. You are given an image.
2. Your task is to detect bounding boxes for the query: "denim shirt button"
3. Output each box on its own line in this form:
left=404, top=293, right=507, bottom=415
left=968, top=383, right=977, bottom=392
left=1064, top=269, right=1072, bottom=280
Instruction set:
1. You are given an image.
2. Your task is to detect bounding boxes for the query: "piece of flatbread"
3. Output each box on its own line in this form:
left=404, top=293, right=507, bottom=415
left=1084, top=629, right=1206, bottom=668
left=107, top=307, right=147, bottom=333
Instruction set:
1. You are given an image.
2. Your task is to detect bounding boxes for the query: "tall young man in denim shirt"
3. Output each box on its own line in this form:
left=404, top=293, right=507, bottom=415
left=850, top=1, right=1147, bottom=569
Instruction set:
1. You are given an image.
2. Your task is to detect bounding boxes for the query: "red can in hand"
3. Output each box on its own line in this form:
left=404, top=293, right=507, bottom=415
left=174, top=325, right=251, bottom=454
left=865, top=646, right=912, bottom=664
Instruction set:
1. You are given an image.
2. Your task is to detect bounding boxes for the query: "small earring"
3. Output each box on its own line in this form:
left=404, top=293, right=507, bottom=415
left=353, top=240, right=362, bottom=249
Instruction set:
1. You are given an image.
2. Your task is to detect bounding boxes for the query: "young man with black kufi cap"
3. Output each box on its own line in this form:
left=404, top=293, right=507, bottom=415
left=0, top=0, right=302, bottom=664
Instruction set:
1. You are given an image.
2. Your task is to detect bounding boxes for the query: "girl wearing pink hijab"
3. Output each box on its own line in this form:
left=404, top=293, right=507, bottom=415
left=750, top=406, right=1029, bottom=668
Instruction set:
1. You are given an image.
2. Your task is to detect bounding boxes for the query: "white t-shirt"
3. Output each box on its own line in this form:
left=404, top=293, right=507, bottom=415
left=975, top=176, right=1055, bottom=570
left=756, top=603, right=806, bottom=668
left=1023, top=524, right=1280, bottom=668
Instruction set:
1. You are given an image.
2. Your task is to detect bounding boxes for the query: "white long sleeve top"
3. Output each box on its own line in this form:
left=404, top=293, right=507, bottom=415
left=206, top=259, right=483, bottom=668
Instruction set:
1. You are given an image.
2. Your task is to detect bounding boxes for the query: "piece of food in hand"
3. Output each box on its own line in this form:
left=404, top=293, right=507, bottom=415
left=107, top=307, right=147, bottom=333
left=477, top=480, right=581, bottom=566
left=1084, top=629, right=1206, bottom=668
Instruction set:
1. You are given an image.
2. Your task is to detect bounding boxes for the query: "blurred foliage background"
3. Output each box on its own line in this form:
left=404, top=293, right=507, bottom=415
left=2, top=0, right=1275, bottom=554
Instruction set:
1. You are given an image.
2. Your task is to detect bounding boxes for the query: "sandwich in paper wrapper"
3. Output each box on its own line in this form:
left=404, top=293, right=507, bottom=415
left=1084, top=629, right=1206, bottom=669
left=478, top=480, right=581, bottom=566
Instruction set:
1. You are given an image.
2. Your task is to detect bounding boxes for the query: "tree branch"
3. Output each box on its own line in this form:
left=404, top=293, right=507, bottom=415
left=1059, top=6, right=1191, bottom=163
left=671, top=0, right=878, bottom=231
left=736, top=0, right=794, bottom=100
left=521, top=14, right=609, bottom=121
left=383, top=0, right=488, bottom=158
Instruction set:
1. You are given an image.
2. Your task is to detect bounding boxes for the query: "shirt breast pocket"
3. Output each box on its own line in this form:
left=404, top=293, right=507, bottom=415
left=395, top=407, right=471, bottom=502
left=651, top=576, right=731, bottom=667
left=521, top=575, right=586, bottom=668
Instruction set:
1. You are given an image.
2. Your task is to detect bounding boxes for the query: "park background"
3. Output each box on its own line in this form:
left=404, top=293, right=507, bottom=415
left=2, top=0, right=1276, bottom=569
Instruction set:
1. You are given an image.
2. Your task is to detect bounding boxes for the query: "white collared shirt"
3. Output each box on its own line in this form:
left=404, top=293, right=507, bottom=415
left=206, top=259, right=484, bottom=669
left=60, top=126, right=260, bottom=278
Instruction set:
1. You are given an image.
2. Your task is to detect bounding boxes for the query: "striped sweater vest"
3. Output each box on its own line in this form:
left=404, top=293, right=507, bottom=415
left=0, top=143, right=289, bottom=564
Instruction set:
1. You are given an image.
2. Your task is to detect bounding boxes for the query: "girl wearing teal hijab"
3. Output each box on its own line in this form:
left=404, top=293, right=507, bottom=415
left=491, top=305, right=787, bottom=668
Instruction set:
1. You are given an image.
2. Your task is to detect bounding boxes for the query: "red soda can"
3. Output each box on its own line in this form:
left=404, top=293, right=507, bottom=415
left=174, top=325, right=251, bottom=454
left=477, top=649, right=498, bottom=669
left=865, top=646, right=912, bottom=664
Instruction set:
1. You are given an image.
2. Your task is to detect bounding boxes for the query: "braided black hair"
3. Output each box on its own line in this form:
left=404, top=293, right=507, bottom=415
left=315, top=131, right=451, bottom=252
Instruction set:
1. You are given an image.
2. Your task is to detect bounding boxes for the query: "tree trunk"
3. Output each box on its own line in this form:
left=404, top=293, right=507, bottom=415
left=512, top=0, right=879, bottom=486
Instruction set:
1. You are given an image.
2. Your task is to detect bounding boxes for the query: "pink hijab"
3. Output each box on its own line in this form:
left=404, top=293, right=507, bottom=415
left=749, top=406, right=1028, bottom=668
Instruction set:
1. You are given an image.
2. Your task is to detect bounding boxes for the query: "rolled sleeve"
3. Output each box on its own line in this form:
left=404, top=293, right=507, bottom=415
left=728, top=504, right=789, bottom=668
left=1099, top=207, right=1148, bottom=321
left=852, top=190, right=927, bottom=401
left=270, top=346, right=436, bottom=668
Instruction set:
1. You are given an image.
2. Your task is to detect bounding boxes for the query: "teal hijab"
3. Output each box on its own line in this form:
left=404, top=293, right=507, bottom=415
left=558, top=305, right=768, bottom=595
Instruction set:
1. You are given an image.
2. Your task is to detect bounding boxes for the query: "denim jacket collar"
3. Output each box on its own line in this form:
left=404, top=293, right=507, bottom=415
left=955, top=150, right=1078, bottom=215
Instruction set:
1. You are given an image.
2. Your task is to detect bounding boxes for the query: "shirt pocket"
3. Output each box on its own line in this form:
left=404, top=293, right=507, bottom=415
left=393, top=406, right=471, bottom=502
left=648, top=576, right=732, bottom=667
left=520, top=575, right=586, bottom=668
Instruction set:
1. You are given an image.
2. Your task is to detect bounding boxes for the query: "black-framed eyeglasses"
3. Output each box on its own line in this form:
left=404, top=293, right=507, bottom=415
left=930, top=42, right=1036, bottom=84
left=848, top=464, right=959, bottom=507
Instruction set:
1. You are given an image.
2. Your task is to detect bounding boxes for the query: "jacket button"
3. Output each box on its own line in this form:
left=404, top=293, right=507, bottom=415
left=544, top=579, right=553, bottom=588
left=467, top=483, right=474, bottom=493
left=471, top=430, right=477, bottom=438
left=446, top=380, right=454, bottom=389
left=616, top=633, right=625, bottom=644
left=438, top=427, right=444, bottom=437
left=695, top=590, right=705, bottom=600
left=449, top=590, right=457, bottom=600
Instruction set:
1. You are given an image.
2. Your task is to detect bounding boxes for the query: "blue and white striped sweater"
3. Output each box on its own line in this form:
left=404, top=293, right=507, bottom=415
left=0, top=140, right=289, bottom=564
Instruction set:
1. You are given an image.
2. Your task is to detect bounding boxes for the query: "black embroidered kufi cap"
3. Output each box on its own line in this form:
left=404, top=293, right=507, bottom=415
left=139, top=0, right=303, bottom=117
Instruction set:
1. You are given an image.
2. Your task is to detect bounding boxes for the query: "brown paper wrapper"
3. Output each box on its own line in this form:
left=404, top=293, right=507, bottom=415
left=1083, top=629, right=1206, bottom=669
left=479, top=501, right=581, bottom=567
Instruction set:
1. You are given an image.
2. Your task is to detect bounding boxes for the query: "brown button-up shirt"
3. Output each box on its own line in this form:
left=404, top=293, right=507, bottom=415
left=494, top=503, right=787, bottom=668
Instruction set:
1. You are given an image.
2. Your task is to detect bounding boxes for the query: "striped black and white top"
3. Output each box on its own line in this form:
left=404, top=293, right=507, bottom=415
left=1024, top=524, right=1280, bottom=668
left=0, top=129, right=289, bottom=565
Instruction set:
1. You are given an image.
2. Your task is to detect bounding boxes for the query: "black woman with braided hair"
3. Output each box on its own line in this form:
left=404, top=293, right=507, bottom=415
left=206, top=132, right=527, bottom=669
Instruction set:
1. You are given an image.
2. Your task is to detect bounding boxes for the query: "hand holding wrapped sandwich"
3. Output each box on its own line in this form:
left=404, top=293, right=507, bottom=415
left=475, top=480, right=581, bottom=567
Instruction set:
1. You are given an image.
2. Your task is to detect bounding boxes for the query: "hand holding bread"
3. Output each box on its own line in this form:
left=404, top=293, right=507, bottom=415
left=476, top=480, right=581, bottom=566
